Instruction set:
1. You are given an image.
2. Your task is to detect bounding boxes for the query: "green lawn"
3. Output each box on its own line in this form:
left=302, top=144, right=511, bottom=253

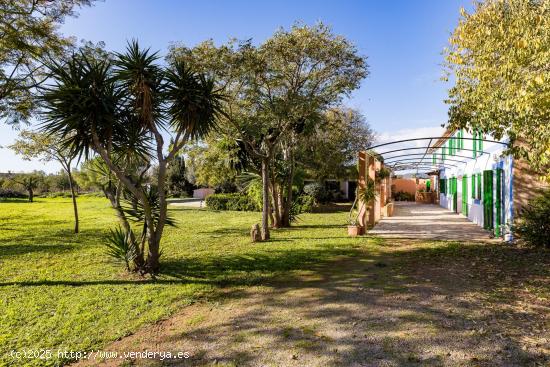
left=0, top=197, right=378, bottom=366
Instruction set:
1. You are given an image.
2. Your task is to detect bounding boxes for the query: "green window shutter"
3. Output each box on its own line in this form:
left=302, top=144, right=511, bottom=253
left=432, top=154, right=436, bottom=165
left=462, top=175, right=468, bottom=216
left=478, top=134, right=483, bottom=156
left=495, top=168, right=503, bottom=237
left=471, top=175, right=475, bottom=199
left=472, top=131, right=477, bottom=158
left=477, top=173, right=482, bottom=199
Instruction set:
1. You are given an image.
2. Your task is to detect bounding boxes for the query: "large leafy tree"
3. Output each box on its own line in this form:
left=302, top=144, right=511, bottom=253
left=9, top=130, right=80, bottom=232
left=170, top=23, right=368, bottom=238
left=5, top=171, right=44, bottom=202
left=444, top=0, right=550, bottom=179
left=0, top=0, right=95, bottom=123
left=40, top=41, right=223, bottom=273
left=299, top=107, right=375, bottom=181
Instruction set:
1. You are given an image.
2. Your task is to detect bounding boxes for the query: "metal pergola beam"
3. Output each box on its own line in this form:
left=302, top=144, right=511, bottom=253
left=376, top=146, right=490, bottom=156
left=392, top=166, right=443, bottom=172
left=389, top=159, right=459, bottom=168
left=384, top=155, right=469, bottom=164
left=368, top=136, right=508, bottom=151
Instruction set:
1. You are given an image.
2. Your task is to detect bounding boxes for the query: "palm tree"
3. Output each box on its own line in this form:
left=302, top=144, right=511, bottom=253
left=40, top=41, right=224, bottom=273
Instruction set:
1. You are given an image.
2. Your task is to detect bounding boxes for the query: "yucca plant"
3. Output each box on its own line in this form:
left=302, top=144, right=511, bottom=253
left=105, top=226, right=138, bottom=271
left=40, top=40, right=224, bottom=273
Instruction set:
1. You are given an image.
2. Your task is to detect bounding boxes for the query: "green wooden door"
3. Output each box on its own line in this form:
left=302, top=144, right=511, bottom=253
left=450, top=177, right=458, bottom=213
left=495, top=168, right=503, bottom=237
left=462, top=175, right=468, bottom=216
left=483, top=170, right=494, bottom=230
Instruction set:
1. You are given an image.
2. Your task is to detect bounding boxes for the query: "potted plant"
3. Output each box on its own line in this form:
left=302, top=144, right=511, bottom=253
left=347, top=178, right=377, bottom=236
left=347, top=216, right=362, bottom=237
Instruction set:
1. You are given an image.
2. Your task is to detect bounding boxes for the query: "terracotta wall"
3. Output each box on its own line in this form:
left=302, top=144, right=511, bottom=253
left=392, top=178, right=417, bottom=195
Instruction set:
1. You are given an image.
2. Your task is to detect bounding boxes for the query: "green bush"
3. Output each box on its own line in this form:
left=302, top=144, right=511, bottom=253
left=79, top=191, right=105, bottom=198
left=303, top=182, right=329, bottom=204
left=295, top=194, right=315, bottom=213
left=246, top=180, right=263, bottom=210
left=0, top=189, right=27, bottom=199
left=206, top=193, right=259, bottom=211
left=393, top=191, right=415, bottom=202
left=37, top=191, right=74, bottom=198
left=514, top=189, right=550, bottom=248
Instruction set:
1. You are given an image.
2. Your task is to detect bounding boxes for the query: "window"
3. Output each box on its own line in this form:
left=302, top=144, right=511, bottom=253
left=432, top=154, right=436, bottom=165
left=440, top=178, right=446, bottom=194
left=471, top=175, right=475, bottom=199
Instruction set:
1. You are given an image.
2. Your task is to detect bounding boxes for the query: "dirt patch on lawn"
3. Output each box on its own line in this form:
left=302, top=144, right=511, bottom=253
left=74, top=240, right=550, bottom=367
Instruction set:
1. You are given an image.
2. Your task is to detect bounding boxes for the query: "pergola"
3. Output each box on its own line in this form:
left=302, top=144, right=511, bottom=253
left=350, top=135, right=509, bottom=235
left=367, top=136, right=509, bottom=174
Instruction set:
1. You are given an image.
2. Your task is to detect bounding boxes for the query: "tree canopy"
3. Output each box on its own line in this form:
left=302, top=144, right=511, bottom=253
left=0, top=0, right=95, bottom=124
left=169, top=23, right=368, bottom=237
left=444, top=0, right=550, bottom=178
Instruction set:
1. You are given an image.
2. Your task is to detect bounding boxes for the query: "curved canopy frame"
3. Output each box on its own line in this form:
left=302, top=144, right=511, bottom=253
left=366, top=136, right=507, bottom=174
left=384, top=152, right=475, bottom=162
left=385, top=155, right=468, bottom=164
left=369, top=137, right=508, bottom=151
left=377, top=146, right=491, bottom=156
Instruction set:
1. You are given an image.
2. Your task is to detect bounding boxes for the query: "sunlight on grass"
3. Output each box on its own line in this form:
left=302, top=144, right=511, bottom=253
left=0, top=197, right=376, bottom=366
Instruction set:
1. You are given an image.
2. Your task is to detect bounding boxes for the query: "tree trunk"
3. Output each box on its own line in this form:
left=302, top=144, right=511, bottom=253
left=260, top=156, right=270, bottom=240
left=67, top=168, right=79, bottom=233
left=145, top=160, right=168, bottom=273
left=28, top=188, right=33, bottom=203
left=281, top=151, right=295, bottom=227
left=270, top=177, right=281, bottom=228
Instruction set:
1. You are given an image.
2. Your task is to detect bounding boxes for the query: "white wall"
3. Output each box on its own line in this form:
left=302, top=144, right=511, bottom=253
left=437, top=130, right=512, bottom=239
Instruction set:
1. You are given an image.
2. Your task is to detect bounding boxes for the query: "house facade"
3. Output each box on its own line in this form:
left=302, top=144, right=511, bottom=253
left=430, top=129, right=546, bottom=242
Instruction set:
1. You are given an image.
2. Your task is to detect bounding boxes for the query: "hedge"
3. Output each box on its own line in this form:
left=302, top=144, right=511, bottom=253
left=0, top=189, right=27, bottom=199
left=205, top=193, right=259, bottom=211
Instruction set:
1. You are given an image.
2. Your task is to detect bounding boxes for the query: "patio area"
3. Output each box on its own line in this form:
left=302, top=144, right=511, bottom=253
left=369, top=202, right=495, bottom=241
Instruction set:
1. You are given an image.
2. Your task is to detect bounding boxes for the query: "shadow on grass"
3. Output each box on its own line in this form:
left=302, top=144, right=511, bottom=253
left=0, top=243, right=76, bottom=258
left=153, top=242, right=549, bottom=367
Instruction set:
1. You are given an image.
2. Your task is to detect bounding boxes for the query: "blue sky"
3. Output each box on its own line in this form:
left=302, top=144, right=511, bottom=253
left=0, top=0, right=471, bottom=173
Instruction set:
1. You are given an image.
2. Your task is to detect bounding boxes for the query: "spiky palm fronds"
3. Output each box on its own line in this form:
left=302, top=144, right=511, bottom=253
left=122, top=185, right=176, bottom=228
left=164, top=60, right=224, bottom=141
left=105, top=226, right=138, bottom=271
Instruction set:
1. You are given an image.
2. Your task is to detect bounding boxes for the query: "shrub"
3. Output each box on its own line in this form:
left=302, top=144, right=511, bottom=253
left=0, top=189, right=27, bottom=199
left=393, top=191, right=415, bottom=202
left=295, top=194, right=315, bottom=213
left=246, top=180, right=263, bottom=210
left=206, top=193, right=259, bottom=211
left=303, top=182, right=329, bottom=204
left=514, top=189, right=550, bottom=248
left=79, top=191, right=105, bottom=198
left=38, top=191, right=74, bottom=198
